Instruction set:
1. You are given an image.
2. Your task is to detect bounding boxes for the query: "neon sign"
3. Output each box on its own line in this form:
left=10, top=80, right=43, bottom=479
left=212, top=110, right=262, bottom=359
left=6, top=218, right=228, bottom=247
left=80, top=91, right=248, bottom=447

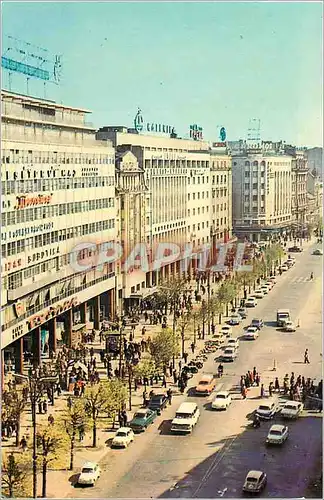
left=134, top=108, right=175, bottom=135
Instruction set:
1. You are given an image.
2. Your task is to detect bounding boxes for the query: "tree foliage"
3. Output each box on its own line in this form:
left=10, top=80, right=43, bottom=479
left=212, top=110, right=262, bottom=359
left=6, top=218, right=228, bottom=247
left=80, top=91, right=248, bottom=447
left=60, top=399, right=88, bottom=470
left=150, top=328, right=180, bottom=370
left=133, top=357, right=156, bottom=388
left=3, top=387, right=28, bottom=446
left=155, top=277, right=188, bottom=314
left=84, top=382, right=112, bottom=448
left=36, top=423, right=69, bottom=498
left=1, top=451, right=32, bottom=498
left=217, top=282, right=236, bottom=316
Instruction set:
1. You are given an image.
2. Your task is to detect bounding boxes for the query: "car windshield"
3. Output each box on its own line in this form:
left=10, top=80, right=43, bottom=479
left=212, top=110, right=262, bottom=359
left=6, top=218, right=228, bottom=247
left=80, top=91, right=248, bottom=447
left=175, top=412, right=190, bottom=419
left=247, top=477, right=258, bottom=483
left=270, top=430, right=282, bottom=436
left=82, top=468, right=95, bottom=474
left=116, top=431, right=127, bottom=437
left=259, top=405, right=270, bottom=411
left=199, top=381, right=209, bottom=385
left=134, top=412, right=146, bottom=418
left=285, top=405, right=297, bottom=410
left=151, top=396, right=162, bottom=402
left=216, top=394, right=226, bottom=399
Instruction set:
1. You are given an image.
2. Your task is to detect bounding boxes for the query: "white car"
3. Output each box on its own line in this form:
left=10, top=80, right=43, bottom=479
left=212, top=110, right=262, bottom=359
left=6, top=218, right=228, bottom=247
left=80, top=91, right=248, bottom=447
left=243, top=470, right=267, bottom=493
left=286, top=259, right=295, bottom=268
left=283, top=321, right=297, bottom=332
left=266, top=424, right=289, bottom=445
left=256, top=399, right=279, bottom=419
left=211, top=391, right=232, bottom=410
left=269, top=275, right=277, bottom=283
left=221, top=325, right=233, bottom=337
left=253, top=289, right=265, bottom=299
left=281, top=401, right=304, bottom=419
left=222, top=346, right=237, bottom=362
left=228, top=314, right=242, bottom=326
left=265, top=280, right=274, bottom=289
left=78, top=462, right=101, bottom=485
left=245, top=297, right=258, bottom=308
left=260, top=285, right=270, bottom=294
left=244, top=326, right=259, bottom=340
left=280, top=264, right=289, bottom=272
left=227, top=337, right=239, bottom=350
left=111, top=427, right=135, bottom=448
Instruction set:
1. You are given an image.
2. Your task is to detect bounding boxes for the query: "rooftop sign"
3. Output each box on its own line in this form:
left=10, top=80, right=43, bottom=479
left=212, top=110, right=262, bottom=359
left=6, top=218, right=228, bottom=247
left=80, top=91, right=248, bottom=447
left=134, top=108, right=175, bottom=135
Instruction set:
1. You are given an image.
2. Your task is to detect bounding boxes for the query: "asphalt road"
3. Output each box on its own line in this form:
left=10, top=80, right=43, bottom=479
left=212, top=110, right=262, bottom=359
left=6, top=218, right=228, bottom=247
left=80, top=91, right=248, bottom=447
left=71, top=241, right=323, bottom=499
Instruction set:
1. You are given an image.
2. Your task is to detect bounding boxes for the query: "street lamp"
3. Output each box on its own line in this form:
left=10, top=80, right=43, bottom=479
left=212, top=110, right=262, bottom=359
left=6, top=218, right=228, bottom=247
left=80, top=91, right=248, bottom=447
left=13, top=370, right=58, bottom=499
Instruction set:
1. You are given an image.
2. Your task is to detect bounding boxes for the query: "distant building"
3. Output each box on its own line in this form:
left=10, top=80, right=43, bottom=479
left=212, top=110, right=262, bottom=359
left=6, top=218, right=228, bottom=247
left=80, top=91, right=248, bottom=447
left=305, top=147, right=323, bottom=180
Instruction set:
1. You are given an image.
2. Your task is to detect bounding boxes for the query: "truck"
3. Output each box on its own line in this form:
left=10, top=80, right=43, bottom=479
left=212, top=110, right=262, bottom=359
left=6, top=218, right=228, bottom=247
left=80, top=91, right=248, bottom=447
left=276, top=309, right=290, bottom=327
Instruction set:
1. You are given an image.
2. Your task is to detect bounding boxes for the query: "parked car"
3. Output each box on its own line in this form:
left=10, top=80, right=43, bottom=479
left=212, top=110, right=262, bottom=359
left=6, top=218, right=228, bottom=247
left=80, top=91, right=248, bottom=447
left=283, top=321, right=297, bottom=332
left=147, top=394, right=168, bottom=415
left=288, top=246, right=303, bottom=252
left=222, top=346, right=237, bottom=362
left=269, top=275, right=277, bottom=283
left=238, top=307, right=247, bottom=319
left=78, top=462, right=101, bottom=486
left=212, top=332, right=226, bottom=346
left=280, top=264, right=289, bottom=272
left=244, top=326, right=259, bottom=340
left=286, top=259, right=295, bottom=268
left=221, top=325, right=233, bottom=337
left=129, top=409, right=157, bottom=432
left=256, top=399, right=279, bottom=419
left=266, top=424, right=288, bottom=445
left=246, top=297, right=258, bottom=308
left=253, top=289, right=265, bottom=299
left=243, top=470, right=267, bottom=493
left=265, top=280, right=274, bottom=289
left=313, top=248, right=323, bottom=255
left=195, top=374, right=217, bottom=395
left=260, top=285, right=270, bottom=294
left=227, top=337, right=239, bottom=350
left=211, top=391, right=232, bottom=410
left=251, top=318, right=264, bottom=330
left=111, top=427, right=135, bottom=448
left=281, top=401, right=304, bottom=419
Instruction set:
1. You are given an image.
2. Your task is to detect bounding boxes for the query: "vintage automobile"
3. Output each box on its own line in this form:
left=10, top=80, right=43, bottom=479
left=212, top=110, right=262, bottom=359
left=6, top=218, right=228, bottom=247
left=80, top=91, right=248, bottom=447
left=243, top=470, right=267, bottom=493
left=280, top=401, right=304, bottom=419
left=129, top=409, right=157, bottom=432
left=147, top=394, right=168, bottom=415
left=251, top=318, right=264, bottom=330
left=195, top=374, right=217, bottom=395
left=78, top=462, right=101, bottom=486
left=111, top=427, right=135, bottom=448
left=211, top=391, right=232, bottom=410
left=266, top=424, right=288, bottom=445
left=256, top=399, right=279, bottom=420
left=244, top=326, right=259, bottom=340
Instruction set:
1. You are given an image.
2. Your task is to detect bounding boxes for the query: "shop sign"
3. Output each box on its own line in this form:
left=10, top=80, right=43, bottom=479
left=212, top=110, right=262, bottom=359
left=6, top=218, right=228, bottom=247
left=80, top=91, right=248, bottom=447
left=11, top=323, right=28, bottom=342
left=190, top=124, right=203, bottom=140
left=27, top=246, right=60, bottom=264
left=134, top=108, right=176, bottom=136
left=81, top=167, right=99, bottom=177
left=5, top=169, right=76, bottom=181
left=212, top=142, right=226, bottom=148
left=3, top=258, right=22, bottom=272
left=8, top=222, right=54, bottom=240
left=15, top=194, right=52, bottom=209
left=27, top=297, right=79, bottom=330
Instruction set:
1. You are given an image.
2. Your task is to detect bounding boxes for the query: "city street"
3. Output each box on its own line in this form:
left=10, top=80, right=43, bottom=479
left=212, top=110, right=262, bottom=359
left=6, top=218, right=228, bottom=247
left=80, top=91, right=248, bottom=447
left=67, top=241, right=322, bottom=499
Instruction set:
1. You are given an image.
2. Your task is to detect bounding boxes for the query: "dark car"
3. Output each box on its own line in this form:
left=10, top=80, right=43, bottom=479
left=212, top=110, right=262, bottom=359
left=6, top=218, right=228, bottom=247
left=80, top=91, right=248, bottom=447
left=129, top=409, right=157, bottom=433
left=147, top=394, right=168, bottom=415
left=251, top=318, right=263, bottom=330
left=288, top=246, right=303, bottom=252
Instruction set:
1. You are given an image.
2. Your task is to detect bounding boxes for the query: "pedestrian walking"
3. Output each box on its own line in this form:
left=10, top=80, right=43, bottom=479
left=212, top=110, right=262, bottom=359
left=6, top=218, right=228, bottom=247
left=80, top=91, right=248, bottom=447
left=255, top=373, right=260, bottom=387
left=260, top=384, right=265, bottom=398
left=241, top=385, right=247, bottom=399
left=274, top=377, right=280, bottom=392
left=48, top=414, right=55, bottom=425
left=268, top=382, right=273, bottom=397
left=142, top=390, right=147, bottom=407
left=191, top=342, right=195, bottom=354
left=304, top=349, right=310, bottom=364
left=183, top=352, right=188, bottom=363
left=20, top=436, right=27, bottom=452
left=78, top=425, right=85, bottom=442
left=162, top=375, right=167, bottom=388
left=173, top=370, right=178, bottom=384
left=122, top=410, right=128, bottom=427
left=167, top=388, right=172, bottom=405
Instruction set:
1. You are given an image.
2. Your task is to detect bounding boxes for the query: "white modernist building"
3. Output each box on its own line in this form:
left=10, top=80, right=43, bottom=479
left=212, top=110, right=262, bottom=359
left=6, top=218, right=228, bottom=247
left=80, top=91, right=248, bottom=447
left=1, top=90, right=117, bottom=373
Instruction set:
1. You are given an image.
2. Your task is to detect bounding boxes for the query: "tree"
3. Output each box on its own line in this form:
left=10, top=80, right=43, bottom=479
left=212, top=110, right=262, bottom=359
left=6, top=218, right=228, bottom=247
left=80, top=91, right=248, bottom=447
left=217, top=282, right=236, bottom=316
left=176, top=310, right=192, bottom=356
left=133, top=357, right=156, bottom=390
left=60, top=399, right=88, bottom=471
left=236, top=270, right=255, bottom=296
left=150, top=328, right=180, bottom=372
left=84, top=382, right=111, bottom=448
left=36, top=423, right=68, bottom=498
left=1, top=451, right=32, bottom=498
left=3, top=387, right=28, bottom=447
left=198, top=300, right=210, bottom=339
left=105, top=378, right=128, bottom=429
left=209, top=296, right=224, bottom=325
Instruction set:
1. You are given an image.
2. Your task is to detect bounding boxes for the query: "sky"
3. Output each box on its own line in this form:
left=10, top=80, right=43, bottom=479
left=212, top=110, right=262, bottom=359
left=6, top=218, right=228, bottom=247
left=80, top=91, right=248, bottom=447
left=1, top=1, right=323, bottom=146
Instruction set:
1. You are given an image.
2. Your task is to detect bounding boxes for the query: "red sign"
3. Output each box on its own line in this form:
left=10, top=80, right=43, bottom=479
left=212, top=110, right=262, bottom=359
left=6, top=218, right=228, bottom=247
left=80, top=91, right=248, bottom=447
left=3, top=259, right=22, bottom=272
left=15, top=194, right=52, bottom=209
left=27, top=297, right=79, bottom=330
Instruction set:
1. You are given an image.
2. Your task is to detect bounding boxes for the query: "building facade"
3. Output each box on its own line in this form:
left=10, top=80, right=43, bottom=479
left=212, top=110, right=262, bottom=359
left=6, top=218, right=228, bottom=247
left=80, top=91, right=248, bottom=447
left=285, top=146, right=309, bottom=235
left=231, top=141, right=293, bottom=241
left=1, top=90, right=117, bottom=374
left=307, top=171, right=323, bottom=227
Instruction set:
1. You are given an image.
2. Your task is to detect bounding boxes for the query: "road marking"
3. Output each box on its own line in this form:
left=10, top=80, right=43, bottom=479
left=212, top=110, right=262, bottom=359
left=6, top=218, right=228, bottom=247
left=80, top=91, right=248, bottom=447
left=290, top=276, right=320, bottom=284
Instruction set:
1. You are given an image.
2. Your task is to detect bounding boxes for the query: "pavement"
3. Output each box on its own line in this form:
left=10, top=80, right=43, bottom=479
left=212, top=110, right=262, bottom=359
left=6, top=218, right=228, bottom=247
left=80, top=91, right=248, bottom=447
left=4, top=238, right=322, bottom=498
left=54, top=237, right=322, bottom=499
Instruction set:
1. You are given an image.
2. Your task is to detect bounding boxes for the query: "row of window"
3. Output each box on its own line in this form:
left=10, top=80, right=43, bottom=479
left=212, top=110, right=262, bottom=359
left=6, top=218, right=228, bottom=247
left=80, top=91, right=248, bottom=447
left=2, top=150, right=114, bottom=165
left=212, top=188, right=228, bottom=198
left=187, top=191, right=209, bottom=201
left=188, top=221, right=210, bottom=232
left=188, top=206, right=210, bottom=216
left=188, top=176, right=210, bottom=185
left=3, top=197, right=115, bottom=226
left=211, top=218, right=228, bottom=227
left=2, top=176, right=115, bottom=197
left=145, top=159, right=209, bottom=168
left=1, top=219, right=115, bottom=258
